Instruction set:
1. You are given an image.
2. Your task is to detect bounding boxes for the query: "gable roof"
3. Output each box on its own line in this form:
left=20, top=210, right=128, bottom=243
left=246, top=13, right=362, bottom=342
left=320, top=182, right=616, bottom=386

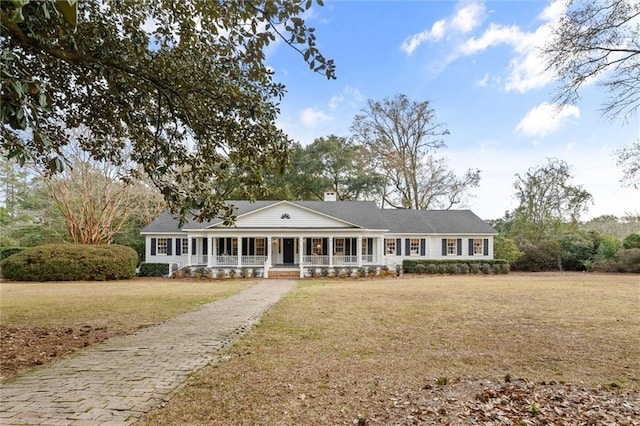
left=141, top=201, right=497, bottom=235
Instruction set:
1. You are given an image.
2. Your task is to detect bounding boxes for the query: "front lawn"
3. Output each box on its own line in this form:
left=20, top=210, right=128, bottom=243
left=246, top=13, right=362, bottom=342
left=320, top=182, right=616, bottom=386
left=141, top=273, right=640, bottom=425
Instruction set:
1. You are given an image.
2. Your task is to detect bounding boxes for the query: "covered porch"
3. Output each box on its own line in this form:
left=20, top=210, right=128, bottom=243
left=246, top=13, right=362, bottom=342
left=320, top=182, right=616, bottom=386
left=185, top=233, right=386, bottom=278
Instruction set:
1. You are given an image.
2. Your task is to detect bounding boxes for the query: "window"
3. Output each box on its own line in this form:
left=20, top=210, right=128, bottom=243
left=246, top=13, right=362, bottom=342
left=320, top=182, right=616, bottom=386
left=362, top=238, right=369, bottom=255
left=385, top=239, right=396, bottom=255
left=447, top=239, right=457, bottom=255
left=473, top=238, right=483, bottom=255
left=255, top=238, right=265, bottom=256
left=410, top=238, right=420, bottom=255
left=334, top=238, right=344, bottom=254
left=181, top=238, right=188, bottom=255
left=157, top=238, right=168, bottom=255
left=312, top=238, right=323, bottom=255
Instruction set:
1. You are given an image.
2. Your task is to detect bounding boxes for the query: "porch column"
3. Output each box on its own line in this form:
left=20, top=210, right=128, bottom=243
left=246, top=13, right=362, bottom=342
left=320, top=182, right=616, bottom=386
left=207, top=237, right=213, bottom=267
left=329, top=237, right=333, bottom=267
left=265, top=236, right=272, bottom=278
left=299, top=236, right=304, bottom=278
left=211, top=237, right=218, bottom=266
left=237, top=236, right=242, bottom=268
left=187, top=235, right=192, bottom=266
left=357, top=236, right=363, bottom=267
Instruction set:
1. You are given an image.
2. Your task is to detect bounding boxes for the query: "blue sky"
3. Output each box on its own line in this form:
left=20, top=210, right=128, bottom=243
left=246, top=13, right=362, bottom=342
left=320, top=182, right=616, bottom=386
left=265, top=0, right=639, bottom=221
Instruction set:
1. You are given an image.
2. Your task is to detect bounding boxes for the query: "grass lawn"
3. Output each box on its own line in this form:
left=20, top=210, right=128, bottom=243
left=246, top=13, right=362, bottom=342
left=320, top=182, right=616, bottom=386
left=0, top=278, right=253, bottom=331
left=141, top=273, right=640, bottom=425
left=0, top=278, right=252, bottom=377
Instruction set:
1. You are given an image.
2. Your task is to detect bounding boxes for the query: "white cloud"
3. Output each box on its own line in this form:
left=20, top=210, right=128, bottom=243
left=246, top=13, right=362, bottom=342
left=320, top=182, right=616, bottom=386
left=515, top=102, right=580, bottom=138
left=401, top=0, right=485, bottom=55
left=300, top=107, right=332, bottom=128
left=328, top=86, right=364, bottom=110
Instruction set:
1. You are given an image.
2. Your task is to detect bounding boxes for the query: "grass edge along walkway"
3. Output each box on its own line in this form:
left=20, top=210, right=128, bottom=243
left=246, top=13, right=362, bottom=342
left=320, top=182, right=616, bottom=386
left=0, top=279, right=296, bottom=426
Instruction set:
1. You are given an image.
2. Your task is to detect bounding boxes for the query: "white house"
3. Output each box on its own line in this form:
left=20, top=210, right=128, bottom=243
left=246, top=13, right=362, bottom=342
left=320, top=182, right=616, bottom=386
left=141, top=195, right=498, bottom=277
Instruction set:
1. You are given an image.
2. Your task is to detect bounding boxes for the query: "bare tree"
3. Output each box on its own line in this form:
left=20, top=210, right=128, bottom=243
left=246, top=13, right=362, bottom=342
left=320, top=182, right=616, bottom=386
left=543, top=0, right=640, bottom=121
left=39, top=133, right=164, bottom=245
left=351, top=94, right=480, bottom=209
left=616, top=140, right=640, bottom=188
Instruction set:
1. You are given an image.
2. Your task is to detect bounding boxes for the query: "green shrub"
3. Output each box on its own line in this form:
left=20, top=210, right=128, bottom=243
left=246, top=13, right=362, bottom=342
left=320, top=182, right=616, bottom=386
left=618, top=248, right=640, bottom=273
left=0, top=247, right=26, bottom=260
left=622, top=233, right=640, bottom=249
left=0, top=244, right=137, bottom=281
left=139, top=262, right=170, bottom=277
left=403, top=259, right=510, bottom=275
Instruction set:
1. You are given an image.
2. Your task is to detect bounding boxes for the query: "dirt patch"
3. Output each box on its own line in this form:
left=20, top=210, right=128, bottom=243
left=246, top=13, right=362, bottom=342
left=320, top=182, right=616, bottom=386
left=0, top=325, right=119, bottom=380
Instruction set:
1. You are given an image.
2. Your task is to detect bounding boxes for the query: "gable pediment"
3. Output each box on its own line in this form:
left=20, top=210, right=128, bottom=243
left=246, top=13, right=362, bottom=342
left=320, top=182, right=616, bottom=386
left=209, top=201, right=359, bottom=229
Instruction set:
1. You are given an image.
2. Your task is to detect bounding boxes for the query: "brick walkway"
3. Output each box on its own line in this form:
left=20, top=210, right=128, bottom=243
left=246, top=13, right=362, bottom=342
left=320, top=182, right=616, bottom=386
left=0, top=279, right=296, bottom=425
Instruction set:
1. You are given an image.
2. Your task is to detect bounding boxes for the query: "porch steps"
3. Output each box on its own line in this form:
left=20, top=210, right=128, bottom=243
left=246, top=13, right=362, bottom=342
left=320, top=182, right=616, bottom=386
left=268, top=270, right=300, bottom=279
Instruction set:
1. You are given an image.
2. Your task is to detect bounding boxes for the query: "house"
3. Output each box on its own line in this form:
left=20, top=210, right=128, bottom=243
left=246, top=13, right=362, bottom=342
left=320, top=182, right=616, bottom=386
left=141, top=194, right=498, bottom=277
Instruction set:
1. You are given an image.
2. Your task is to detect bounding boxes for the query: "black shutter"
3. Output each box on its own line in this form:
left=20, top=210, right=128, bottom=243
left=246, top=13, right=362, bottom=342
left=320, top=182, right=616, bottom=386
left=405, top=239, right=410, bottom=256
left=151, top=238, right=156, bottom=256
left=175, top=238, right=181, bottom=256
left=249, top=238, right=255, bottom=255
left=192, top=238, right=197, bottom=255
left=469, top=239, right=474, bottom=256
left=202, top=239, right=208, bottom=255
left=306, top=238, right=311, bottom=255
left=367, top=238, right=373, bottom=254
left=166, top=238, right=172, bottom=255
left=457, top=238, right=462, bottom=255
left=396, top=238, right=402, bottom=255
left=322, top=238, right=328, bottom=256
left=484, top=238, right=489, bottom=256
left=242, top=238, right=248, bottom=256
left=442, top=239, right=447, bottom=256
left=420, top=239, right=425, bottom=256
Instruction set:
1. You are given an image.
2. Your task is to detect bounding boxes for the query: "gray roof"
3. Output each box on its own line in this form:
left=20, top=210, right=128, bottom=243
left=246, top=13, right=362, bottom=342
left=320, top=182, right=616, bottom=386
left=142, top=201, right=497, bottom=235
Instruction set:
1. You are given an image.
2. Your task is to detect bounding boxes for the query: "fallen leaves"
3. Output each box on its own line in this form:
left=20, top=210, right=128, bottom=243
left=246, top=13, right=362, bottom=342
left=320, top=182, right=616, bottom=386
left=368, top=379, right=640, bottom=425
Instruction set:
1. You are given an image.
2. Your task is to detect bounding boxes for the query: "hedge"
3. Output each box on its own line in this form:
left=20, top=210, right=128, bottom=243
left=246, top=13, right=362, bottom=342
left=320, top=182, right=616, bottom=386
left=403, top=259, right=510, bottom=275
left=0, top=247, right=26, bottom=260
left=138, top=262, right=170, bottom=277
left=0, top=244, right=137, bottom=281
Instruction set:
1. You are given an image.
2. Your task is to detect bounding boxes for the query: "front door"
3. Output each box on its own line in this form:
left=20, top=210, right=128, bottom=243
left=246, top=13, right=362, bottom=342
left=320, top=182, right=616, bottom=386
left=283, top=238, right=295, bottom=264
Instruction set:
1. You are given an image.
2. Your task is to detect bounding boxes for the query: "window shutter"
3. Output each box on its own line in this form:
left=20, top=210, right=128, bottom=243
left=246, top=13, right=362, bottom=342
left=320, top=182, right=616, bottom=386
left=166, top=238, right=172, bottom=255
left=396, top=238, right=402, bottom=255
left=202, top=239, right=208, bottom=255
left=484, top=238, right=489, bottom=256
left=404, top=239, right=410, bottom=256
left=242, top=238, right=248, bottom=256
left=420, top=239, right=426, bottom=256
left=322, top=238, right=328, bottom=256
left=442, top=239, right=447, bottom=256
left=151, top=238, right=156, bottom=256
left=249, top=238, right=255, bottom=255
left=457, top=238, right=462, bottom=255
left=175, top=238, right=181, bottom=256
left=192, top=238, right=197, bottom=255
left=468, top=239, right=474, bottom=256
left=306, top=238, right=311, bottom=255
left=367, top=238, right=373, bottom=254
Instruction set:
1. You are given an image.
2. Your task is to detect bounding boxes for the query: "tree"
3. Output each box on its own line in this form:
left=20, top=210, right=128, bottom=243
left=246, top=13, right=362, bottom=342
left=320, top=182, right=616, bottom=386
left=300, top=135, right=383, bottom=201
left=351, top=94, right=480, bottom=209
left=1, top=0, right=335, bottom=223
left=493, top=234, right=522, bottom=265
left=616, top=140, right=640, bottom=188
left=39, top=137, right=164, bottom=245
left=511, top=158, right=593, bottom=240
left=543, top=0, right=640, bottom=121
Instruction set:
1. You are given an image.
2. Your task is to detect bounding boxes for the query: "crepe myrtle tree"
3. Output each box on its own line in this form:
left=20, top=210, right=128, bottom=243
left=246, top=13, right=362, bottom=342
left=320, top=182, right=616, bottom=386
left=1, top=0, right=335, bottom=224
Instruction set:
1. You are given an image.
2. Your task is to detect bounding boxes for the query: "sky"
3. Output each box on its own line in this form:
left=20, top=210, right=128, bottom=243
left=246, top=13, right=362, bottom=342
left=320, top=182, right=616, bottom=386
left=264, top=0, right=640, bottom=221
